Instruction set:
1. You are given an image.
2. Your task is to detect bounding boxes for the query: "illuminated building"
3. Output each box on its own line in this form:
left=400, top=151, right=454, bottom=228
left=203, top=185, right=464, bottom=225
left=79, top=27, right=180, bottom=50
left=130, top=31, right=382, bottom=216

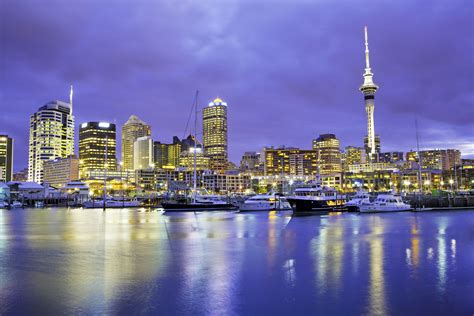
left=264, top=147, right=319, bottom=176
left=239, top=152, right=263, bottom=174
left=133, top=136, right=154, bottom=170
left=343, top=146, right=366, bottom=169
left=203, top=98, right=228, bottom=173
left=203, top=173, right=251, bottom=193
left=28, top=99, right=75, bottom=183
left=406, top=149, right=461, bottom=171
left=43, top=155, right=79, bottom=188
left=121, top=115, right=151, bottom=171
left=79, top=122, right=117, bottom=179
left=0, top=135, right=13, bottom=182
left=312, top=134, right=342, bottom=174
left=379, top=152, right=404, bottom=163
left=359, top=27, right=380, bottom=163
left=154, top=136, right=182, bottom=169
left=179, top=148, right=210, bottom=171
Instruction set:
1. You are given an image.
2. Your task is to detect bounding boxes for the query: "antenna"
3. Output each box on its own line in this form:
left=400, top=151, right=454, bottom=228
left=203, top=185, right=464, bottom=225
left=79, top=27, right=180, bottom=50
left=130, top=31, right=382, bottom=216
left=364, top=26, right=371, bottom=71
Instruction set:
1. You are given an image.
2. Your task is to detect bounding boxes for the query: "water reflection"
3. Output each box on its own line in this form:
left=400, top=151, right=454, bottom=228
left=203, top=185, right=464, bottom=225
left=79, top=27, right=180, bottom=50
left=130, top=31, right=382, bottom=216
left=0, top=209, right=472, bottom=314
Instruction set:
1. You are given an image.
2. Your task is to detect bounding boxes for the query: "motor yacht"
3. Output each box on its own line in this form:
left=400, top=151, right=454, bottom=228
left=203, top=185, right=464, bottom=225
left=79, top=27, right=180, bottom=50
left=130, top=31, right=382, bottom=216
left=239, top=193, right=292, bottom=212
left=359, top=193, right=412, bottom=213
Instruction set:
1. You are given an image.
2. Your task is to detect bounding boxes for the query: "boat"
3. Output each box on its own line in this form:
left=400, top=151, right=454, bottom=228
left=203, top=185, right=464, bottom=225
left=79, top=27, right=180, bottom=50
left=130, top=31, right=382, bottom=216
left=359, top=193, right=412, bottom=213
left=34, top=201, right=45, bottom=208
left=239, top=193, right=292, bottom=212
left=0, top=201, right=8, bottom=208
left=286, top=181, right=345, bottom=215
left=344, top=190, right=371, bottom=212
left=162, top=91, right=237, bottom=213
left=10, top=200, right=23, bottom=208
left=83, top=197, right=141, bottom=209
left=162, top=192, right=237, bottom=212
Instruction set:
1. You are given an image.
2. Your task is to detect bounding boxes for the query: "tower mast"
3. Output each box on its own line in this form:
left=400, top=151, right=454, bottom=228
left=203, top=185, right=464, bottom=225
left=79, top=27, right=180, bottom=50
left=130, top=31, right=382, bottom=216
left=359, top=26, right=379, bottom=163
left=69, top=85, right=74, bottom=115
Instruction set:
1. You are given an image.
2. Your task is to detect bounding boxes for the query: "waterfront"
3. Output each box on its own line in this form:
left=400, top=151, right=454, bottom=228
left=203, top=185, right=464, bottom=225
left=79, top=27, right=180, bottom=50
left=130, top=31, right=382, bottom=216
left=0, top=208, right=473, bottom=315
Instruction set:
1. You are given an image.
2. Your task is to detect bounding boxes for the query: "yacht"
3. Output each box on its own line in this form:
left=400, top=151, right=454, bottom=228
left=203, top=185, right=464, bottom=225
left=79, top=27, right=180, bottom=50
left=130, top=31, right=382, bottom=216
left=162, top=192, right=237, bottom=212
left=0, top=201, right=8, bottom=208
left=345, top=190, right=371, bottom=212
left=83, top=197, right=141, bottom=209
left=286, top=181, right=345, bottom=215
left=359, top=193, right=412, bottom=213
left=10, top=201, right=23, bottom=208
left=239, top=193, right=292, bottom=212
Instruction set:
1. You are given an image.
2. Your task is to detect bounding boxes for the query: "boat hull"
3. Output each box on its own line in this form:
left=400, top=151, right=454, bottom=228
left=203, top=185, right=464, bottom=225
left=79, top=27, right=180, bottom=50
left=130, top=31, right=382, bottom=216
left=287, top=198, right=346, bottom=215
left=162, top=203, right=237, bottom=212
left=359, top=206, right=412, bottom=213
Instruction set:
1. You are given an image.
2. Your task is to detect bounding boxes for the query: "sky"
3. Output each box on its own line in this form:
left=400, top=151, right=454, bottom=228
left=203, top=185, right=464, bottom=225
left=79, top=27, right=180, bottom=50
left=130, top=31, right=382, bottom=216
left=1, top=0, right=473, bottom=171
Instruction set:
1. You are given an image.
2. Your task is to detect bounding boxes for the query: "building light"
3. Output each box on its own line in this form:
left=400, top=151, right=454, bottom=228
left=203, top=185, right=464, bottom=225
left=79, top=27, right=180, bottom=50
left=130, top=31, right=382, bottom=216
left=98, top=122, right=110, bottom=128
left=81, top=123, right=88, bottom=128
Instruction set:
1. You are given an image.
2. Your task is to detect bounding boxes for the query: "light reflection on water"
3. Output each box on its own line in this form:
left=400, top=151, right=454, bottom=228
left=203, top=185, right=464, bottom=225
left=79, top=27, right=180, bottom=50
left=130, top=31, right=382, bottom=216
left=0, top=209, right=472, bottom=315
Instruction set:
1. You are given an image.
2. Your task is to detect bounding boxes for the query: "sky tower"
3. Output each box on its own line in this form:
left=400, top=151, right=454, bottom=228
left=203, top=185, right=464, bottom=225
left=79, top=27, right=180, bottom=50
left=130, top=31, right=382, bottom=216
left=359, top=26, right=379, bottom=162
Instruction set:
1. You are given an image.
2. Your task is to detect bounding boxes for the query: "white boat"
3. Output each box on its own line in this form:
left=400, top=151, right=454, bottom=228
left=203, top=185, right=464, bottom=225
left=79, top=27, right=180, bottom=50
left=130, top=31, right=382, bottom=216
left=359, top=193, right=412, bottom=213
left=239, top=193, right=292, bottom=212
left=345, top=190, right=371, bottom=212
left=10, top=201, right=23, bottom=208
left=83, top=197, right=141, bottom=208
left=0, top=201, right=8, bottom=208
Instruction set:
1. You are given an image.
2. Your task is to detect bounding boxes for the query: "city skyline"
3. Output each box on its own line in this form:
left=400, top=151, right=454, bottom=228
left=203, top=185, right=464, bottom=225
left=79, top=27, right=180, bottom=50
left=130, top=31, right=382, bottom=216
left=1, top=1, right=473, bottom=172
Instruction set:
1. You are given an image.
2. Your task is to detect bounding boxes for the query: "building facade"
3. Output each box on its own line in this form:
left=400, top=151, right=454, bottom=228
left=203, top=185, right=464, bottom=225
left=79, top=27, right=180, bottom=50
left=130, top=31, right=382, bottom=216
left=179, top=148, right=210, bottom=171
left=312, top=134, right=342, bottom=174
left=79, top=122, right=117, bottom=179
left=240, top=151, right=263, bottom=174
left=203, top=98, right=228, bottom=173
left=121, top=115, right=151, bottom=171
left=406, top=149, right=462, bottom=171
left=343, top=146, right=366, bottom=167
left=264, top=147, right=319, bottom=176
left=43, top=155, right=79, bottom=188
left=379, top=151, right=404, bottom=163
left=0, top=135, right=13, bottom=182
left=28, top=100, right=75, bottom=183
left=154, top=137, right=182, bottom=169
left=133, top=136, right=154, bottom=170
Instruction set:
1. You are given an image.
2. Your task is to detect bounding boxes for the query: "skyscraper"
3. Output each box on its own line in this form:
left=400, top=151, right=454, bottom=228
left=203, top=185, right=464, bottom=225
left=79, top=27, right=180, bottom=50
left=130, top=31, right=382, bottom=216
left=133, top=136, right=153, bottom=170
left=28, top=99, right=75, bottom=183
left=203, top=98, right=228, bottom=173
left=0, top=135, right=13, bottom=182
left=359, top=26, right=380, bottom=163
left=79, top=122, right=117, bottom=178
left=312, top=134, right=342, bottom=174
left=122, top=115, right=151, bottom=171
left=153, top=136, right=182, bottom=169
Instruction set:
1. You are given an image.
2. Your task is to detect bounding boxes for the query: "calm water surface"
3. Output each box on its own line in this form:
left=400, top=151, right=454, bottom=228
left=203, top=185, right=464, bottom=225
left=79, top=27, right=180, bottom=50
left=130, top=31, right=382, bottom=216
left=0, top=208, right=473, bottom=315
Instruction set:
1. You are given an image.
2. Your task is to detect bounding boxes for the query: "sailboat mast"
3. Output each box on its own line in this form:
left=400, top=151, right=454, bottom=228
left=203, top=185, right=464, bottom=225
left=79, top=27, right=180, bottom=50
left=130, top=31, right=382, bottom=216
left=415, top=119, right=422, bottom=194
left=193, top=91, right=198, bottom=202
left=103, top=134, right=108, bottom=211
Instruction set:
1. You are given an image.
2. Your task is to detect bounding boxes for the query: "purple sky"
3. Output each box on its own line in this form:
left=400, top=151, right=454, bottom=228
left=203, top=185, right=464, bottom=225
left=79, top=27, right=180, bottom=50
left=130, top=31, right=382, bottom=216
left=1, top=0, right=473, bottom=171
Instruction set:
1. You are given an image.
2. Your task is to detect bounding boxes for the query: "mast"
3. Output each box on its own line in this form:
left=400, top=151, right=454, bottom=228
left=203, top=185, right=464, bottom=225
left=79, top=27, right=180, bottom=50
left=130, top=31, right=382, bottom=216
left=193, top=90, right=199, bottom=203
left=415, top=119, right=423, bottom=196
left=103, top=134, right=108, bottom=211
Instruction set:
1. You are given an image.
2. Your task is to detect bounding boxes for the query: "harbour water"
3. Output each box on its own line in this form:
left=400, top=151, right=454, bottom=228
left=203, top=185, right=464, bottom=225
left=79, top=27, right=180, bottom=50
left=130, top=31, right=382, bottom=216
left=0, top=208, right=473, bottom=315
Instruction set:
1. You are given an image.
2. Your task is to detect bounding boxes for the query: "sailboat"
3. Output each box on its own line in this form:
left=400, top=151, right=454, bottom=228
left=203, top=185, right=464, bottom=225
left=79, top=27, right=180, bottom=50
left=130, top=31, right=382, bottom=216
left=161, top=91, right=237, bottom=212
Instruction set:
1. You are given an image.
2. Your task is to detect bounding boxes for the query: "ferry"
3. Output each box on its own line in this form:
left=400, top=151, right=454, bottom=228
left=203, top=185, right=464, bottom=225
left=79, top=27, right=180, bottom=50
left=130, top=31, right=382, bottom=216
left=359, top=193, right=412, bottom=213
left=286, top=181, right=345, bottom=215
left=239, top=193, right=292, bottom=212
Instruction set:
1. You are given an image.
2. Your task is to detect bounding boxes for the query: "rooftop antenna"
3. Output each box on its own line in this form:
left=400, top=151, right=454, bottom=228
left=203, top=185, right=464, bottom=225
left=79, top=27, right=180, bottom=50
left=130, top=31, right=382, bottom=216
left=69, top=85, right=74, bottom=115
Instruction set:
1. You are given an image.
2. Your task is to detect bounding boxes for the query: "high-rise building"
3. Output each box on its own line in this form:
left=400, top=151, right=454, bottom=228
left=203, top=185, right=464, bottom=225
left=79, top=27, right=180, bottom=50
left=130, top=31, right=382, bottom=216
left=359, top=26, right=380, bottom=163
left=122, top=115, right=151, bottom=171
left=343, top=146, right=366, bottom=166
left=179, top=148, right=210, bottom=171
left=28, top=99, right=75, bottom=183
left=264, top=147, right=319, bottom=176
left=153, top=136, right=182, bottom=169
left=312, top=134, right=342, bottom=174
left=203, top=98, right=228, bottom=173
left=406, top=149, right=461, bottom=171
left=364, top=135, right=381, bottom=160
left=79, top=122, right=117, bottom=179
left=133, top=136, right=153, bottom=170
left=0, top=135, right=13, bottom=182
left=43, top=155, right=79, bottom=187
